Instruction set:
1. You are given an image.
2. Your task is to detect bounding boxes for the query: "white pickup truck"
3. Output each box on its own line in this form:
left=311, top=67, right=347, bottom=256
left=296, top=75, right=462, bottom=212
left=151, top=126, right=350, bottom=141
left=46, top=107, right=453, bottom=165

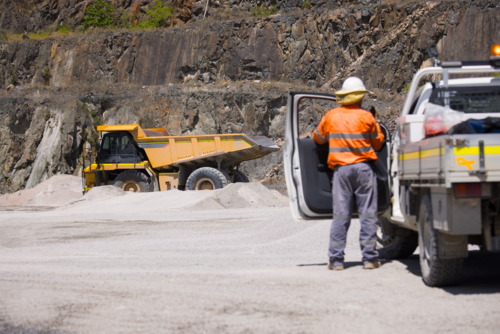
left=284, top=53, right=500, bottom=287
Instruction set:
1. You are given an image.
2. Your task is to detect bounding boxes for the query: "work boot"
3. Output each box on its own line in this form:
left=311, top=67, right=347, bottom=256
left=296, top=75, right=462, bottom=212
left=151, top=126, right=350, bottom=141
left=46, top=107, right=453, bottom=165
left=363, top=260, right=381, bottom=270
left=328, top=259, right=344, bottom=271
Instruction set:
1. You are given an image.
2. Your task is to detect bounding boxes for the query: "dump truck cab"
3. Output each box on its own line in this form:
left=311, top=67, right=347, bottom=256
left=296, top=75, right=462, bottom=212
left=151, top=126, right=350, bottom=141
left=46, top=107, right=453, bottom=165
left=97, top=131, right=144, bottom=164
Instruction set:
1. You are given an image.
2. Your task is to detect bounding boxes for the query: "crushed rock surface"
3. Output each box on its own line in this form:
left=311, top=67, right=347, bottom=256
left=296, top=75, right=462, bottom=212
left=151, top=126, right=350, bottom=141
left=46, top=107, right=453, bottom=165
left=0, top=181, right=499, bottom=333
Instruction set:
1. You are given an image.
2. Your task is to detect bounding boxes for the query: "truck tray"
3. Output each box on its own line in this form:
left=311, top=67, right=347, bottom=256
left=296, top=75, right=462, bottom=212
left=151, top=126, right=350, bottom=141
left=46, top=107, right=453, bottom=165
left=398, top=134, right=500, bottom=185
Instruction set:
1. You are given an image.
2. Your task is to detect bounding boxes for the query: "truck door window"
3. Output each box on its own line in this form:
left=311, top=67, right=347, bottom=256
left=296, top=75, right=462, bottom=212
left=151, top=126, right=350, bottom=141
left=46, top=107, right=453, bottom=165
left=120, top=135, right=135, bottom=154
left=430, top=86, right=500, bottom=113
left=102, top=136, right=110, bottom=151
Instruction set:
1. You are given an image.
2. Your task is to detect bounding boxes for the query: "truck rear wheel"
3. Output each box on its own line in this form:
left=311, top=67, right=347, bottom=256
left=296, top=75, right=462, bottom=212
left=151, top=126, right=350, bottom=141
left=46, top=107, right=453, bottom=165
left=114, top=170, right=151, bottom=193
left=186, top=167, right=229, bottom=191
left=418, top=194, right=463, bottom=287
left=376, top=218, right=418, bottom=259
left=233, top=170, right=249, bottom=183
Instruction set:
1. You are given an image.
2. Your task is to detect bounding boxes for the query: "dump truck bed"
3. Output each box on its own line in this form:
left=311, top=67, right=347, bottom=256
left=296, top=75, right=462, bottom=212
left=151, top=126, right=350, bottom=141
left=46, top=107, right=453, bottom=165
left=96, top=125, right=280, bottom=169
left=398, top=133, right=500, bottom=186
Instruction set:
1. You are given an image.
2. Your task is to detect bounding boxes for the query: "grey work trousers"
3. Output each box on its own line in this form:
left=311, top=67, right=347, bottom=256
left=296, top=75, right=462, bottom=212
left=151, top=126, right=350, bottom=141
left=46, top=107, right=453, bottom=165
left=328, top=162, right=379, bottom=266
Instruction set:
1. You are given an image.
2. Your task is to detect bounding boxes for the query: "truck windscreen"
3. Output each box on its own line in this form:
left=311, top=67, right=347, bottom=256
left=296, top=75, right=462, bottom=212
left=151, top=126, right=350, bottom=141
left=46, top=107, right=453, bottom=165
left=429, top=86, right=500, bottom=113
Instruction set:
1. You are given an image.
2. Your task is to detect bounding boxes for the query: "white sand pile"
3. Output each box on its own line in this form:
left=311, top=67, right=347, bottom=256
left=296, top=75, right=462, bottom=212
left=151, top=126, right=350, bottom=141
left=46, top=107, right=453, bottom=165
left=64, top=187, right=224, bottom=213
left=0, top=175, right=83, bottom=207
left=60, top=182, right=287, bottom=213
left=212, top=183, right=288, bottom=209
left=1, top=176, right=288, bottom=210
left=83, top=185, right=129, bottom=201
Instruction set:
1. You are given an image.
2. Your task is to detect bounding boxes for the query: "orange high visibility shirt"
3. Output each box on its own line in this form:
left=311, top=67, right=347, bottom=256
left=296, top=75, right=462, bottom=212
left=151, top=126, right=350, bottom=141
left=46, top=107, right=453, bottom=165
left=313, top=104, right=384, bottom=169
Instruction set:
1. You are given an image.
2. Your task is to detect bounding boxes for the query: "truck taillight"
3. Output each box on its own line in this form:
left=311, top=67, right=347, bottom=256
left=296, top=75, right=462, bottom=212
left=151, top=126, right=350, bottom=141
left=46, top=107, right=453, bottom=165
left=453, top=183, right=491, bottom=198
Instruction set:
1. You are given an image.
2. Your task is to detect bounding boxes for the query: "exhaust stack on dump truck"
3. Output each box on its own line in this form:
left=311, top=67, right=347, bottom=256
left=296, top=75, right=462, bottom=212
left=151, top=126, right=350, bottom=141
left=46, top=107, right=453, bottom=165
left=83, top=124, right=280, bottom=192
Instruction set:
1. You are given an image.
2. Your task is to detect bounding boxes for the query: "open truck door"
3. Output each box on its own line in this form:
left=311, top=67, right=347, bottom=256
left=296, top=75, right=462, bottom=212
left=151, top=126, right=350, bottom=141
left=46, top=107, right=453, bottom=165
left=284, top=92, right=391, bottom=220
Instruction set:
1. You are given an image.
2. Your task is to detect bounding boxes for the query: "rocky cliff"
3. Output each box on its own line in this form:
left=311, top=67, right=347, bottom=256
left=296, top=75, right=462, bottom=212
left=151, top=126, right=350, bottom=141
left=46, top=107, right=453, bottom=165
left=0, top=0, right=499, bottom=193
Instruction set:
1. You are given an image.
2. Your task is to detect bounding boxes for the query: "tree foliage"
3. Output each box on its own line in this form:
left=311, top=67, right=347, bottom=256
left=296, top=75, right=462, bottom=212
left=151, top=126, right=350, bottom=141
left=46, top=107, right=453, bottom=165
left=138, top=1, right=175, bottom=28
left=83, top=0, right=115, bottom=28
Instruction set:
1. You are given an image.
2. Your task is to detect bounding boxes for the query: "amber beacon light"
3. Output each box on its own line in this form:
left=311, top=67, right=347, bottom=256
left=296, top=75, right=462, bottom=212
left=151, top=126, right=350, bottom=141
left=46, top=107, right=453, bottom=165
left=492, top=45, right=500, bottom=57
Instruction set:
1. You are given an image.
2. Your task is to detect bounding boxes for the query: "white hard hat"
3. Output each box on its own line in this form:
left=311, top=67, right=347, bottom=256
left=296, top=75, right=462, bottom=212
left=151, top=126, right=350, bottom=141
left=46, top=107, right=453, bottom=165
left=335, top=77, right=368, bottom=95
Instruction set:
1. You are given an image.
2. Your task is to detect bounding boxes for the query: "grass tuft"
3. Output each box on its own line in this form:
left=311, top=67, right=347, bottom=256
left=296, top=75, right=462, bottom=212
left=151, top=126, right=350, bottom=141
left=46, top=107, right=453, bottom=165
left=250, top=5, right=277, bottom=17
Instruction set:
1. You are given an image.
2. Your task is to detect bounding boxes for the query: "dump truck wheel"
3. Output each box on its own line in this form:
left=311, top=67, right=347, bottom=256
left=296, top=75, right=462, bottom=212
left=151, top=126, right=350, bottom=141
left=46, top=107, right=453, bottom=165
left=186, top=167, right=228, bottom=191
left=376, top=218, right=418, bottom=259
left=418, top=194, right=463, bottom=287
left=114, top=170, right=151, bottom=193
left=218, top=169, right=232, bottom=184
left=233, top=170, right=249, bottom=183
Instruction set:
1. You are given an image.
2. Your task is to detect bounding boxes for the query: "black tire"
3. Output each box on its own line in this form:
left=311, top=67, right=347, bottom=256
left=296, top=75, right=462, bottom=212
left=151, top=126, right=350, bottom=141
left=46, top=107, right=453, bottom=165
left=218, top=169, right=233, bottom=184
left=376, top=218, right=418, bottom=259
left=233, top=170, right=249, bottom=183
left=113, top=170, right=151, bottom=193
left=186, top=167, right=229, bottom=191
left=418, top=194, right=464, bottom=287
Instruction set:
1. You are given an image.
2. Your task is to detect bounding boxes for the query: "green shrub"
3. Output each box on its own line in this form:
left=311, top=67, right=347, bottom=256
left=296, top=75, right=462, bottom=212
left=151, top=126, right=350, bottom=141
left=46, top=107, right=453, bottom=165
left=9, top=72, right=17, bottom=85
left=92, top=115, right=100, bottom=127
left=55, top=24, right=71, bottom=34
left=42, top=68, right=51, bottom=85
left=492, top=73, right=500, bottom=78
left=301, top=1, right=311, bottom=10
left=115, top=9, right=133, bottom=29
left=83, top=0, right=115, bottom=28
left=0, top=31, right=7, bottom=41
left=44, top=110, right=52, bottom=122
left=138, top=0, right=174, bottom=28
left=251, top=5, right=277, bottom=17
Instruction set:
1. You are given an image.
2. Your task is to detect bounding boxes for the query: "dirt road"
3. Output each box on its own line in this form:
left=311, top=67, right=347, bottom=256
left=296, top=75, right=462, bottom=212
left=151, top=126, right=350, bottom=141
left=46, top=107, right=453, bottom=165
left=1, top=197, right=500, bottom=333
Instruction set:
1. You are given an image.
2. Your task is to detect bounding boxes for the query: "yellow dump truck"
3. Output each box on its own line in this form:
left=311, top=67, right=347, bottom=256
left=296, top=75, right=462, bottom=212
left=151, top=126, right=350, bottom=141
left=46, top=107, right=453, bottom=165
left=83, top=124, right=280, bottom=192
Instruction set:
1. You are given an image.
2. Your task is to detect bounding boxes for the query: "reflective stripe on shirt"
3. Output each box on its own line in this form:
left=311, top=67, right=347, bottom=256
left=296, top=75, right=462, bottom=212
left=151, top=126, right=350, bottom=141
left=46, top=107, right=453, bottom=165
left=314, top=127, right=327, bottom=143
left=328, top=131, right=379, bottom=140
left=329, top=146, right=373, bottom=153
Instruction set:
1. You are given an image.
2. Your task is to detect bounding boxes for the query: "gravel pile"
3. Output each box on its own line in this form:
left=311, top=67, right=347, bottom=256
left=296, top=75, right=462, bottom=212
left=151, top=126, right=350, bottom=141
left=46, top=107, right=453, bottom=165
left=213, top=183, right=288, bottom=209
left=0, top=175, right=83, bottom=207
left=1, top=175, right=288, bottom=211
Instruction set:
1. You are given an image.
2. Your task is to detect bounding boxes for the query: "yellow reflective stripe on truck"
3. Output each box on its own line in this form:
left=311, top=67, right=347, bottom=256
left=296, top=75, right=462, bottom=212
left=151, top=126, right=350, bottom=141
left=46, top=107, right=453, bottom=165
left=399, top=147, right=445, bottom=161
left=399, top=146, right=500, bottom=161
left=454, top=146, right=500, bottom=155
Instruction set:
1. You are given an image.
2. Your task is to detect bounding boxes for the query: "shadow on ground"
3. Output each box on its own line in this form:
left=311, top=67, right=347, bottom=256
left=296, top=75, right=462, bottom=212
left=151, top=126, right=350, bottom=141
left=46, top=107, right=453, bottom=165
left=0, top=320, right=67, bottom=334
left=398, top=251, right=500, bottom=294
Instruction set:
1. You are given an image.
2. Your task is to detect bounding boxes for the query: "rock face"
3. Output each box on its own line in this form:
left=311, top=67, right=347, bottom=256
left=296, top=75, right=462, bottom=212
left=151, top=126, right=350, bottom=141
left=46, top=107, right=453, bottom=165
left=2, top=1, right=500, bottom=91
left=0, top=0, right=499, bottom=194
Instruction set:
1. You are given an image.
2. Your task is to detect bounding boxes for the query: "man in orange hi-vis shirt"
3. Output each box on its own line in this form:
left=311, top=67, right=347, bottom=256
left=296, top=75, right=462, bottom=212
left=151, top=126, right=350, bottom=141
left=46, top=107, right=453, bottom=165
left=313, top=77, right=384, bottom=271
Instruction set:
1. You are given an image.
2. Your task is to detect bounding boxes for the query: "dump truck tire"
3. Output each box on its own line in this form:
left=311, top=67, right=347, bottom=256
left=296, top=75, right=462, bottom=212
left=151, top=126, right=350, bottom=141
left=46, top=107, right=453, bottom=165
left=376, top=218, right=418, bottom=259
left=114, top=170, right=151, bottom=193
left=186, top=167, right=228, bottom=191
left=218, top=169, right=233, bottom=184
left=233, top=170, right=249, bottom=183
left=418, top=194, right=463, bottom=287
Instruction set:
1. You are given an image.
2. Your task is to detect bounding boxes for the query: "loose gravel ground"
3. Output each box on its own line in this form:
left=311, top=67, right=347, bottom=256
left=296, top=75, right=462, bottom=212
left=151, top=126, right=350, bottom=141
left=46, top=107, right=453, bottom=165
left=1, top=192, right=500, bottom=333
